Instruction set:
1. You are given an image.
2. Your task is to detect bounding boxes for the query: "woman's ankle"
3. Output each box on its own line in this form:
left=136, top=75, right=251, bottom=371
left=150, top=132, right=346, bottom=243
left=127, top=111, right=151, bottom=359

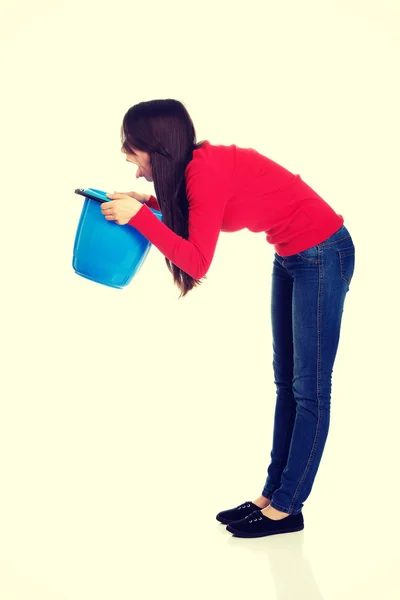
left=253, top=495, right=271, bottom=508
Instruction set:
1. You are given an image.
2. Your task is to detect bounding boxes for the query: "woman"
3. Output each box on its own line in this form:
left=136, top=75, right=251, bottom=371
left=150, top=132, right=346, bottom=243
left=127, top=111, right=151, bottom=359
left=102, top=99, right=355, bottom=538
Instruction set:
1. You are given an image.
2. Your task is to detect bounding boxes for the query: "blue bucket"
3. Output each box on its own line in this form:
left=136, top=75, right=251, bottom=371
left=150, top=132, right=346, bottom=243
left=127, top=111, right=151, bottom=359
left=72, top=188, right=162, bottom=289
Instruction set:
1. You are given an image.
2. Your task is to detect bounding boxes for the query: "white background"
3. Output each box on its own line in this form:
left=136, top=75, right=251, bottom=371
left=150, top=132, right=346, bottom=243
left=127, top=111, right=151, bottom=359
left=1, top=0, right=399, bottom=598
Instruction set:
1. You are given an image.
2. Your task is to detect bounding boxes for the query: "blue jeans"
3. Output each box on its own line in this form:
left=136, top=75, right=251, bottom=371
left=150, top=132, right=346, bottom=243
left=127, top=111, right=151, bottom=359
left=262, top=224, right=355, bottom=515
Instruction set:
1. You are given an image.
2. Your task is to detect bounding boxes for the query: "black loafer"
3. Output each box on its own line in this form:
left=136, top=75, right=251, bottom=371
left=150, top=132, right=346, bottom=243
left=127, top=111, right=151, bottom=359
left=216, top=501, right=262, bottom=525
left=226, top=509, right=304, bottom=538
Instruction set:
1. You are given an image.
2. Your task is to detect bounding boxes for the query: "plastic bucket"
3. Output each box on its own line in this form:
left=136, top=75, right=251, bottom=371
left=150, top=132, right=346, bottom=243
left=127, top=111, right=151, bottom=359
left=72, top=188, right=162, bottom=289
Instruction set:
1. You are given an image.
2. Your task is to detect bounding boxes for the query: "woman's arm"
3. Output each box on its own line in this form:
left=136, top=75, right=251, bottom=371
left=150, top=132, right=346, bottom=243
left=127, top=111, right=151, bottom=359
left=127, top=163, right=228, bottom=280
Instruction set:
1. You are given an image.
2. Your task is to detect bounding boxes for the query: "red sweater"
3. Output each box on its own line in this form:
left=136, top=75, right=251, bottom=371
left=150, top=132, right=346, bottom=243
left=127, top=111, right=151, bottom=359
left=128, top=140, right=344, bottom=279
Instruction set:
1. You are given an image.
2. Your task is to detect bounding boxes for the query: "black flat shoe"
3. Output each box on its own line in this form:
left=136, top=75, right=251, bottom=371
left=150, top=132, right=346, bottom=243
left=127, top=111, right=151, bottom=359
left=226, top=509, right=304, bottom=538
left=216, top=501, right=262, bottom=524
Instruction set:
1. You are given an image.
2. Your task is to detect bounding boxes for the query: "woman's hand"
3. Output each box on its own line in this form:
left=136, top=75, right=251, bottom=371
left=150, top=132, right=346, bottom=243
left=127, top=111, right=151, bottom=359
left=101, top=192, right=144, bottom=225
left=114, top=191, right=150, bottom=203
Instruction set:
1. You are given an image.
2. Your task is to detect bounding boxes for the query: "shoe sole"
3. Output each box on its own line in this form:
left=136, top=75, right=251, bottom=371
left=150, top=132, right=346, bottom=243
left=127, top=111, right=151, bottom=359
left=226, top=523, right=304, bottom=537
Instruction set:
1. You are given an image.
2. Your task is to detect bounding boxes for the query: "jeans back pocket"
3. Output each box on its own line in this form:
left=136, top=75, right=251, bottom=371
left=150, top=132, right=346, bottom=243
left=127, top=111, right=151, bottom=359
left=338, top=247, right=355, bottom=285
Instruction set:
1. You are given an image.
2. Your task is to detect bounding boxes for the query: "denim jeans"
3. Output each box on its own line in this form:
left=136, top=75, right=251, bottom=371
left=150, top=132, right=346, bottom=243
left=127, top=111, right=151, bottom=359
left=262, top=224, right=355, bottom=515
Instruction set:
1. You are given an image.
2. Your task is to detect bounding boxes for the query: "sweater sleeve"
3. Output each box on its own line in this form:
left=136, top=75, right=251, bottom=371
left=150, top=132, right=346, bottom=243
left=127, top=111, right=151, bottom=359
left=127, top=163, right=228, bottom=279
left=146, top=195, right=161, bottom=211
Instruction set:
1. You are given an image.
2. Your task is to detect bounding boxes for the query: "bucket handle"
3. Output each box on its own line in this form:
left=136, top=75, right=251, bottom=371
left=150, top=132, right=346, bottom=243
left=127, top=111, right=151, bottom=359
left=74, top=188, right=110, bottom=203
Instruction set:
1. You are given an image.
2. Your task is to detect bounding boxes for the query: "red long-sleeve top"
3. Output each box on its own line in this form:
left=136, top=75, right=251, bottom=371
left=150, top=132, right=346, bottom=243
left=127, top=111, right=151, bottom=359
left=128, top=140, right=344, bottom=279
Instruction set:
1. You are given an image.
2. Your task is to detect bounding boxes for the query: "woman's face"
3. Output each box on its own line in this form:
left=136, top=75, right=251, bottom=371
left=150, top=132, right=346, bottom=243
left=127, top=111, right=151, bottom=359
left=122, top=147, right=153, bottom=182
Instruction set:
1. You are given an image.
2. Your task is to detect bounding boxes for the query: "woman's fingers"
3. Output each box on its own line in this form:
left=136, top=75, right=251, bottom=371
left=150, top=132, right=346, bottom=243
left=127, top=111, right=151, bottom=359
left=108, top=190, right=146, bottom=202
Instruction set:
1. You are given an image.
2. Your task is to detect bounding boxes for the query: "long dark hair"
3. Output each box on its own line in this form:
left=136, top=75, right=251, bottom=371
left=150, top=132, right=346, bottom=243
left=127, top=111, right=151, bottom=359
left=120, top=99, right=206, bottom=298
